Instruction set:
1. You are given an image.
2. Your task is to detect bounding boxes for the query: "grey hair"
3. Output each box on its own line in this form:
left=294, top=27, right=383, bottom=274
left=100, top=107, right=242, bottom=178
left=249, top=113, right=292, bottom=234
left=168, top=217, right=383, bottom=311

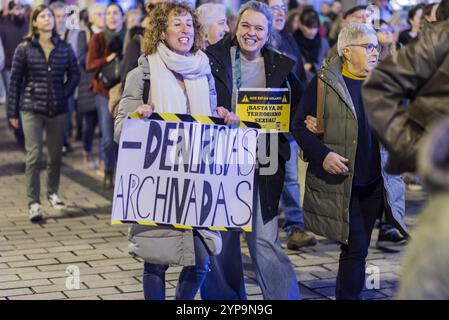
left=337, top=23, right=377, bottom=57
left=196, top=3, right=227, bottom=28
left=235, top=0, right=273, bottom=39
left=49, top=1, right=67, bottom=11
left=88, top=3, right=106, bottom=23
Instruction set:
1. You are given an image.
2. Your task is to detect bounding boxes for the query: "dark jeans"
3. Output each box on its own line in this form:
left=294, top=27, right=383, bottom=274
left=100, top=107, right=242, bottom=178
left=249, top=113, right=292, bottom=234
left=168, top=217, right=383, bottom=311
left=64, top=96, right=75, bottom=145
left=201, top=232, right=246, bottom=300
left=82, top=110, right=98, bottom=153
left=336, top=179, right=384, bottom=300
left=143, top=231, right=211, bottom=300
left=95, top=94, right=117, bottom=169
left=280, top=136, right=305, bottom=234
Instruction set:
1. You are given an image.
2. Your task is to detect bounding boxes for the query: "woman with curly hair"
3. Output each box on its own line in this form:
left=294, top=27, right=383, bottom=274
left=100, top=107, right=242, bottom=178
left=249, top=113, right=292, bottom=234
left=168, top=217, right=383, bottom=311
left=114, top=1, right=239, bottom=300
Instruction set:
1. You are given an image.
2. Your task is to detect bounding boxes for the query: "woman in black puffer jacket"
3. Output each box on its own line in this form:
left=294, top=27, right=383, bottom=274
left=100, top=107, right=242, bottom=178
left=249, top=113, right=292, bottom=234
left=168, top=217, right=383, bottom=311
left=7, top=4, right=80, bottom=222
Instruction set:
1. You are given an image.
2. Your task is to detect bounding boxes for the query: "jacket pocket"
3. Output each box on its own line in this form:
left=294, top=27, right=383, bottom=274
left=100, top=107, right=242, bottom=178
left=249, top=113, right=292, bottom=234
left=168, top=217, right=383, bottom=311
left=128, top=225, right=195, bottom=266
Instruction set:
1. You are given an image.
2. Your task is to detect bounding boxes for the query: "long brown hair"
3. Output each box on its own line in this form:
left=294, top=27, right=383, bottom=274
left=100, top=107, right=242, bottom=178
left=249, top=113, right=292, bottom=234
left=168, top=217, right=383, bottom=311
left=24, top=4, right=58, bottom=41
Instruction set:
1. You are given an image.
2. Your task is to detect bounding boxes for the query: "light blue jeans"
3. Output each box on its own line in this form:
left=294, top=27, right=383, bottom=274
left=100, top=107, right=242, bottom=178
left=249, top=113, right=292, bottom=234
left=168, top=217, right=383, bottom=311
left=279, top=136, right=305, bottom=234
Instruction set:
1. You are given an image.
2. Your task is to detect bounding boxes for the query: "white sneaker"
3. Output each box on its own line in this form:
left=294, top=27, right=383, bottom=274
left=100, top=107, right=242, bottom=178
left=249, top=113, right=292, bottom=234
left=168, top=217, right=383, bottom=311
left=29, top=203, right=43, bottom=222
left=48, top=193, right=65, bottom=210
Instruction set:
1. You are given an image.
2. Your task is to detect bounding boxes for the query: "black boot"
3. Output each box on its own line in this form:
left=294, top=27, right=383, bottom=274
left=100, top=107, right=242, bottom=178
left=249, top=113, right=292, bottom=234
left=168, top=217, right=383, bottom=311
left=104, top=169, right=115, bottom=189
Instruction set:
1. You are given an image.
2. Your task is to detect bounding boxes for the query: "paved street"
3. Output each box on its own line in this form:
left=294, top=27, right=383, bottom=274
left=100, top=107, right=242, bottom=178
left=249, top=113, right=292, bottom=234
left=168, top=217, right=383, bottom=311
left=0, top=109, right=426, bottom=300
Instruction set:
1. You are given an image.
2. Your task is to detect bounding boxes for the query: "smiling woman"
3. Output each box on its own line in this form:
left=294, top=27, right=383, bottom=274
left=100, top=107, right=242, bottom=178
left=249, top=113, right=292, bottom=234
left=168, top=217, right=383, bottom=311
left=196, top=3, right=230, bottom=49
left=292, top=23, right=408, bottom=300
left=141, top=2, right=204, bottom=56
left=114, top=1, right=245, bottom=301
left=202, top=0, right=305, bottom=300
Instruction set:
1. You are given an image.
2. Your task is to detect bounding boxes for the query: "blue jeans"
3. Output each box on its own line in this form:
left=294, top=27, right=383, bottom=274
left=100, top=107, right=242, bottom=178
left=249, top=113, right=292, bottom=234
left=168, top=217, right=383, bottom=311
left=95, top=94, right=117, bottom=169
left=200, top=232, right=246, bottom=300
left=280, top=136, right=304, bottom=234
left=143, top=231, right=211, bottom=300
left=336, top=179, right=384, bottom=300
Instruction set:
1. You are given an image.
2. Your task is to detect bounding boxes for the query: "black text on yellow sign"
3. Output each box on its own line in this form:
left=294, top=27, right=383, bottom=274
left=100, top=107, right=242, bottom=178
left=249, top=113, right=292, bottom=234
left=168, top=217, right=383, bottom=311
left=236, top=88, right=291, bottom=132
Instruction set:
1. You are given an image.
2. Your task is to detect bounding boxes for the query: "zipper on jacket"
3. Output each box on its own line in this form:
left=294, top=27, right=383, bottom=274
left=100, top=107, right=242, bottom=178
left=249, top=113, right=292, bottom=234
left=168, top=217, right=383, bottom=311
left=36, top=41, right=56, bottom=116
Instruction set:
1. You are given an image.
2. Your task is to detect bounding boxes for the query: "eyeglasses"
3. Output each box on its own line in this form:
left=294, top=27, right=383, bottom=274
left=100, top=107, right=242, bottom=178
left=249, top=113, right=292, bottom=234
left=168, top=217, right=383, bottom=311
left=270, top=5, right=287, bottom=12
left=347, top=43, right=382, bottom=53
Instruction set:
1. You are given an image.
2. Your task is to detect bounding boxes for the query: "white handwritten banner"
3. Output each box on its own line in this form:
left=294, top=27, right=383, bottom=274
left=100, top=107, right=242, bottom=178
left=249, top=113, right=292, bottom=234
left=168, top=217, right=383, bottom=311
left=111, top=114, right=260, bottom=232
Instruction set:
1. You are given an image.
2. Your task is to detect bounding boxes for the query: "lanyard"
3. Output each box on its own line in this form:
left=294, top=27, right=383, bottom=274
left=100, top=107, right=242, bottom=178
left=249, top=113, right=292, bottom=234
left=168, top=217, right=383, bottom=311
left=235, top=47, right=242, bottom=90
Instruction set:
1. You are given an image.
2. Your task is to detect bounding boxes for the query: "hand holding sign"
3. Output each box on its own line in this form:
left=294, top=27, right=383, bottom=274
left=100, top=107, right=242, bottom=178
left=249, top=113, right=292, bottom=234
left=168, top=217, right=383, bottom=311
left=217, top=106, right=240, bottom=125
left=135, top=103, right=155, bottom=118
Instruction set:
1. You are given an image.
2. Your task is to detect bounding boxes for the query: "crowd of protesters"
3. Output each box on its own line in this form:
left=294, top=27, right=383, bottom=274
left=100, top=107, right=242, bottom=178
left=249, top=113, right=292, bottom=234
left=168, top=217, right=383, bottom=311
left=1, top=0, right=449, bottom=300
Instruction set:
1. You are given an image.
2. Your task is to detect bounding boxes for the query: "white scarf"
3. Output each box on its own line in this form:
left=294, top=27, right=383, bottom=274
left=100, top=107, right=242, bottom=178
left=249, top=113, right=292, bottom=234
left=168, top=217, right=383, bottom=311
left=147, top=43, right=212, bottom=116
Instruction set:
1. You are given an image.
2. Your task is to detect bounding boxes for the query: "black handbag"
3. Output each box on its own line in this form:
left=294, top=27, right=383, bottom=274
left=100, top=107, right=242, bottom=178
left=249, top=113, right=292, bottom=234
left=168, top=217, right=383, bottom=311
left=98, top=56, right=121, bottom=89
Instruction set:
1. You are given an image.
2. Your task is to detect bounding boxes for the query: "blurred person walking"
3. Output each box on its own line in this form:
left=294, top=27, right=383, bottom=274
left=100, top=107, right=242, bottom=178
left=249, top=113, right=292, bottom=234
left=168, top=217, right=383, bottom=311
left=261, top=0, right=314, bottom=249
left=77, top=3, right=107, bottom=170
left=50, top=1, right=86, bottom=154
left=293, top=7, right=329, bottom=82
left=398, top=4, right=424, bottom=47
left=371, top=19, right=408, bottom=250
left=0, top=1, right=28, bottom=147
left=86, top=2, right=126, bottom=188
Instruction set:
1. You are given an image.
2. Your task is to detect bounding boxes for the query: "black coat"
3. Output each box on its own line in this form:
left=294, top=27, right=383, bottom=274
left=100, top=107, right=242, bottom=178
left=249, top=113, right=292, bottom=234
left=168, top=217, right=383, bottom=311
left=0, top=14, right=28, bottom=70
left=206, top=35, right=304, bottom=220
left=7, top=36, right=80, bottom=118
left=363, top=21, right=449, bottom=174
left=277, top=28, right=307, bottom=83
left=121, top=26, right=144, bottom=88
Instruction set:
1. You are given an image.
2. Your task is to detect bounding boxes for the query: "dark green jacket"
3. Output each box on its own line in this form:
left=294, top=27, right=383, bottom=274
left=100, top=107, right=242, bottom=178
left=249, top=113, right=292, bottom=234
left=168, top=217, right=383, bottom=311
left=293, top=56, right=407, bottom=244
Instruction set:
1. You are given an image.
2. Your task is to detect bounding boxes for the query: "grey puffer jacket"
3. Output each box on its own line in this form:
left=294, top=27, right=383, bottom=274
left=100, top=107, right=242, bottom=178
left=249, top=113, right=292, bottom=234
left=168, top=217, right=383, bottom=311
left=114, top=54, right=221, bottom=267
left=398, top=118, right=449, bottom=300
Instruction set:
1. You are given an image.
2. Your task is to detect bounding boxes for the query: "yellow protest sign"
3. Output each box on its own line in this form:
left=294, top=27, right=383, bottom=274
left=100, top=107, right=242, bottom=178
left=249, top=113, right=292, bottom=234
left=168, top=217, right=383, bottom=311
left=236, top=88, right=290, bottom=132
